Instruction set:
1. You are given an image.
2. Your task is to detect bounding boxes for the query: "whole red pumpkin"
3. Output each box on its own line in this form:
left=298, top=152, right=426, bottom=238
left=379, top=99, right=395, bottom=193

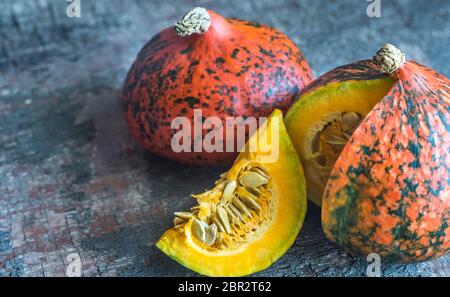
left=121, top=7, right=312, bottom=165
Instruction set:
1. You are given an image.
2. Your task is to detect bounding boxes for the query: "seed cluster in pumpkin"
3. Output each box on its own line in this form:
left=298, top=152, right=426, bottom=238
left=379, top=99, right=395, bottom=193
left=172, top=162, right=273, bottom=250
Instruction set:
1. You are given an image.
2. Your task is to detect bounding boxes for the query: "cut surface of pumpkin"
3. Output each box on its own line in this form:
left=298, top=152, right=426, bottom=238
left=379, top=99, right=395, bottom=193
left=156, top=109, right=307, bottom=276
left=285, top=75, right=395, bottom=206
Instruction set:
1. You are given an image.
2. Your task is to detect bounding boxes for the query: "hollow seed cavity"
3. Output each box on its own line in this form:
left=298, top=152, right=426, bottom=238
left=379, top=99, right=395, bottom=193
left=172, top=163, right=272, bottom=250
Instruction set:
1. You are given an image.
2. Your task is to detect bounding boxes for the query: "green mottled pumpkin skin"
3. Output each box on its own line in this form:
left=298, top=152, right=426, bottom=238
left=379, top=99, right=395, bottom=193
left=321, top=60, right=450, bottom=263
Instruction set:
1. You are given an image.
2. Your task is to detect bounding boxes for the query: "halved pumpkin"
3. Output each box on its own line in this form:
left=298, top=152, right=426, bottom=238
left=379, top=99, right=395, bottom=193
left=285, top=65, right=395, bottom=206
left=156, top=109, right=307, bottom=276
left=285, top=44, right=450, bottom=263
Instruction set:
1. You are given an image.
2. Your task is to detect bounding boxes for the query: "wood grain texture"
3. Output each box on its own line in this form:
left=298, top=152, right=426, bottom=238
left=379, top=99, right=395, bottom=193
left=0, top=0, right=449, bottom=276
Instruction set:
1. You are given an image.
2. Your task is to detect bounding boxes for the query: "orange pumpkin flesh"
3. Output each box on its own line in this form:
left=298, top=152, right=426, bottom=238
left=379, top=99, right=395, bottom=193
left=286, top=44, right=450, bottom=263
left=285, top=75, right=395, bottom=206
left=121, top=7, right=312, bottom=165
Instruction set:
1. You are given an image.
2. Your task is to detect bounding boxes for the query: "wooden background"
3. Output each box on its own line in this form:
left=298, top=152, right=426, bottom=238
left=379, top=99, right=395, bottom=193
left=0, top=0, right=449, bottom=276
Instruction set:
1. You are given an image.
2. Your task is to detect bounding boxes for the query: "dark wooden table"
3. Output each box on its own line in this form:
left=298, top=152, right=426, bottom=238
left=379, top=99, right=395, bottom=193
left=1, top=0, right=449, bottom=276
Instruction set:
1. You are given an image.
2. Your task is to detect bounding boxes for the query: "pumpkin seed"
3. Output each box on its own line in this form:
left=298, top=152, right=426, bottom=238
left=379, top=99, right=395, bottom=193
left=246, top=185, right=262, bottom=196
left=191, top=218, right=206, bottom=243
left=232, top=197, right=253, bottom=218
left=329, top=134, right=345, bottom=142
left=217, top=206, right=231, bottom=233
left=342, top=111, right=361, bottom=132
left=326, top=139, right=346, bottom=146
left=252, top=167, right=269, bottom=179
left=235, top=186, right=261, bottom=210
left=325, top=133, right=348, bottom=146
left=342, top=111, right=360, bottom=128
left=220, top=180, right=237, bottom=204
left=239, top=171, right=269, bottom=188
left=228, top=204, right=246, bottom=223
left=173, top=217, right=186, bottom=226
left=241, top=195, right=261, bottom=210
left=236, top=186, right=258, bottom=200
left=225, top=207, right=242, bottom=227
left=174, top=211, right=193, bottom=220
left=204, top=224, right=217, bottom=246
left=212, top=216, right=225, bottom=233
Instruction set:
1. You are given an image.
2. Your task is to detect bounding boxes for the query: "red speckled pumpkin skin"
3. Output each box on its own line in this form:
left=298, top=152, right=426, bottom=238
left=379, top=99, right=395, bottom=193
left=320, top=60, right=450, bottom=263
left=121, top=10, right=313, bottom=165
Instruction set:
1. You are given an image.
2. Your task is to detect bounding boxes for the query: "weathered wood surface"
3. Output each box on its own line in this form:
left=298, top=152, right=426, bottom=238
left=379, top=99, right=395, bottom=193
left=0, top=0, right=449, bottom=276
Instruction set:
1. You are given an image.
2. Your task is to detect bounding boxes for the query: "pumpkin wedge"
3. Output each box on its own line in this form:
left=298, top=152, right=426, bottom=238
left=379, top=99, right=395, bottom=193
left=156, top=109, right=307, bottom=276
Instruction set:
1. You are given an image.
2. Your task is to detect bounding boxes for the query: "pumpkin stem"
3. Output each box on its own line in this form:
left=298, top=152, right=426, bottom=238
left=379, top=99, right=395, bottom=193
left=175, top=7, right=211, bottom=37
left=373, top=44, right=406, bottom=75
